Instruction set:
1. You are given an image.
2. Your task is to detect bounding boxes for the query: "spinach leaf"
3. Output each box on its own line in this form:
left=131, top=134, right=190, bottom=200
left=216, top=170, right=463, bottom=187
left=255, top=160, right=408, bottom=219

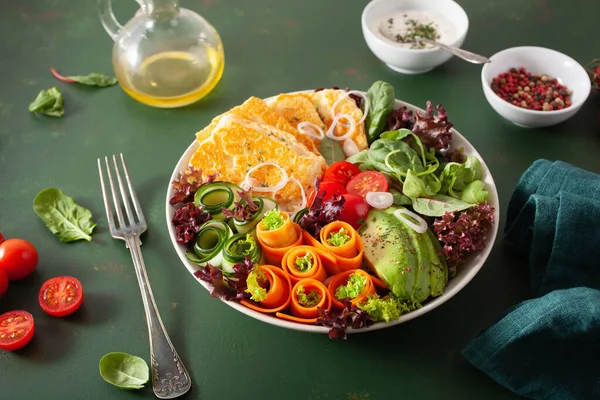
left=67, top=73, right=118, bottom=87
left=28, top=87, right=64, bottom=117
left=390, top=188, right=412, bottom=205
left=464, top=155, right=483, bottom=180
left=99, top=352, right=149, bottom=390
left=33, top=188, right=97, bottom=242
left=365, top=81, right=395, bottom=144
left=51, top=68, right=118, bottom=87
left=411, top=194, right=473, bottom=217
left=403, top=169, right=440, bottom=198
left=380, top=128, right=413, bottom=141
left=460, top=180, right=488, bottom=203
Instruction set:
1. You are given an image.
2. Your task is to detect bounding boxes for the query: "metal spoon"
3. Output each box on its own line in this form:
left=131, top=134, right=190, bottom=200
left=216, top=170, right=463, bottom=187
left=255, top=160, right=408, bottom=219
left=415, top=37, right=491, bottom=64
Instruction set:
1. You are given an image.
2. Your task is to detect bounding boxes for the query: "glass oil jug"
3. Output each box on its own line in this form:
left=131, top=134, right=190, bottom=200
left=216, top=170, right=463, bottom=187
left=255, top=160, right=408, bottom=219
left=98, top=0, right=224, bottom=108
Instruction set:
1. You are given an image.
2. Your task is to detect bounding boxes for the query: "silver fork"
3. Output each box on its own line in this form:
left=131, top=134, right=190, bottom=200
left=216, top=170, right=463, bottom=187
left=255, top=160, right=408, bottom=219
left=98, top=154, right=192, bottom=399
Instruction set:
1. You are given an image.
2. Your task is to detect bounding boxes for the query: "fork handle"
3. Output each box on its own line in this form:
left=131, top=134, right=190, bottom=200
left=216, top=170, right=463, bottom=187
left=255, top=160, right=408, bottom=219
left=126, top=236, right=192, bottom=399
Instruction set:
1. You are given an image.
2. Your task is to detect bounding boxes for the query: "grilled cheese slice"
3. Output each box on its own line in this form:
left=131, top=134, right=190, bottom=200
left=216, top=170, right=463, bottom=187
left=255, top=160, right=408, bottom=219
left=266, top=93, right=327, bottom=147
left=310, top=89, right=369, bottom=155
left=195, top=96, right=321, bottom=155
left=189, top=114, right=326, bottom=210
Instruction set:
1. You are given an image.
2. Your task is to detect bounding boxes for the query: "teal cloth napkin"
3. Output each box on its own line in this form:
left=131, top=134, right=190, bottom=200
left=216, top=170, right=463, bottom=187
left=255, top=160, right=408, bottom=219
left=462, top=160, right=600, bottom=400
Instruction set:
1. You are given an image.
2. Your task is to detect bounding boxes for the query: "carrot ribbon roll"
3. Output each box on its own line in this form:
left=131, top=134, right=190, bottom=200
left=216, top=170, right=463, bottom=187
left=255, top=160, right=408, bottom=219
left=276, top=278, right=332, bottom=324
left=257, top=210, right=303, bottom=266
left=241, top=265, right=292, bottom=314
left=281, top=246, right=328, bottom=284
left=327, top=269, right=376, bottom=310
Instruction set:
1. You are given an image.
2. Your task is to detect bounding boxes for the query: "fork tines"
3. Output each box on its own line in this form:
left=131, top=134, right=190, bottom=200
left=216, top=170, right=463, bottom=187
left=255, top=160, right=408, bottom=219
left=97, top=154, right=147, bottom=236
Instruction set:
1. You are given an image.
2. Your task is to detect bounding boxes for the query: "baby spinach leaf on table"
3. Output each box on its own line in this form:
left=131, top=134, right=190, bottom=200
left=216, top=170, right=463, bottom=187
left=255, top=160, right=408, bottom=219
left=28, top=87, right=64, bottom=117
left=460, top=180, right=488, bottom=203
left=51, top=67, right=118, bottom=87
left=99, top=352, right=149, bottom=390
left=411, top=194, right=473, bottom=217
left=33, top=188, right=97, bottom=242
left=365, top=81, right=395, bottom=144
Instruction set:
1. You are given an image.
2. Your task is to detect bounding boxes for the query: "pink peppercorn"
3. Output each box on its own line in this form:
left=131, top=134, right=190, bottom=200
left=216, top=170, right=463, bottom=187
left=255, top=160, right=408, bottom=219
left=490, top=67, right=573, bottom=111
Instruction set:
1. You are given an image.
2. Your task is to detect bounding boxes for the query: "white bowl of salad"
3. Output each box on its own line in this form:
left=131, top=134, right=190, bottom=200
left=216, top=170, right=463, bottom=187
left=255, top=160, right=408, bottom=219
left=166, top=81, right=499, bottom=339
left=361, top=0, right=469, bottom=74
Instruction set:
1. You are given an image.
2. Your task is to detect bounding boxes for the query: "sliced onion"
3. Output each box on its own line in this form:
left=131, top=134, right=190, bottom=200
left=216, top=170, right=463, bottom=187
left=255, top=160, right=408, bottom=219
left=274, top=177, right=307, bottom=217
left=241, top=162, right=288, bottom=193
left=330, top=90, right=370, bottom=124
left=297, top=121, right=325, bottom=140
left=325, top=113, right=356, bottom=141
left=366, top=192, right=393, bottom=209
left=342, top=138, right=360, bottom=157
left=393, top=208, right=428, bottom=234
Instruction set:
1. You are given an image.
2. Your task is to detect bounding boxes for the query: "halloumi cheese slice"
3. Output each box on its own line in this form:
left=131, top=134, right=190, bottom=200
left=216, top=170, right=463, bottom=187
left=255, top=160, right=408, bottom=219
left=195, top=96, right=321, bottom=155
left=266, top=93, right=327, bottom=147
left=189, top=114, right=326, bottom=210
left=310, top=89, right=369, bottom=156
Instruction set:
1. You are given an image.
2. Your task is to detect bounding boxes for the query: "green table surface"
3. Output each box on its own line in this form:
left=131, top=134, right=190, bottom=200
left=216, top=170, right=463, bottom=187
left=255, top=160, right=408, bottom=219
left=1, top=0, right=599, bottom=399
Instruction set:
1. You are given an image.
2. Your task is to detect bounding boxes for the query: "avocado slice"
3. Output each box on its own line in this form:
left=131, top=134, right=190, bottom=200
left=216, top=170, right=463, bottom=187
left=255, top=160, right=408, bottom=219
left=359, top=206, right=448, bottom=303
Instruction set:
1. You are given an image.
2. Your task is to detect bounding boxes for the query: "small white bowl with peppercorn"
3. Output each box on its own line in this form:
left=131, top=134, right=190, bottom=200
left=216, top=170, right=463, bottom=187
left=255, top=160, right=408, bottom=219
left=361, top=0, right=469, bottom=74
left=481, top=46, right=592, bottom=128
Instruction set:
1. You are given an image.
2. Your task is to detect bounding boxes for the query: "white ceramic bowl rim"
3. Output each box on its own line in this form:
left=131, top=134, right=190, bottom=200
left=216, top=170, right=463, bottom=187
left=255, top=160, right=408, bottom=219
left=165, top=91, right=500, bottom=335
left=361, top=0, right=470, bottom=54
left=482, top=46, right=592, bottom=116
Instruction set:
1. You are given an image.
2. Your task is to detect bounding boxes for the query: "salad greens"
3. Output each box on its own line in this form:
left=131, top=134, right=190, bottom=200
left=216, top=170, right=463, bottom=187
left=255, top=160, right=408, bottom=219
left=246, top=269, right=268, bottom=302
left=99, top=352, right=149, bottom=390
left=33, top=188, right=97, bottom=242
left=262, top=209, right=285, bottom=230
left=335, top=272, right=367, bottom=300
left=51, top=68, right=118, bottom=87
left=296, top=285, right=321, bottom=307
left=364, top=81, right=396, bottom=144
left=326, top=227, right=350, bottom=246
left=28, top=87, right=64, bottom=117
left=294, top=254, right=314, bottom=272
left=358, top=294, right=417, bottom=323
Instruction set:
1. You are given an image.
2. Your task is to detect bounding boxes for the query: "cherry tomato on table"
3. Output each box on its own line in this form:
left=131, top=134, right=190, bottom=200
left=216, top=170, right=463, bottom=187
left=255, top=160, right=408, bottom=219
left=322, top=161, right=361, bottom=186
left=307, top=181, right=346, bottom=207
left=0, top=269, right=8, bottom=297
left=0, top=310, right=35, bottom=351
left=0, top=234, right=38, bottom=281
left=339, top=193, right=370, bottom=229
left=38, top=276, right=84, bottom=317
left=346, top=171, right=389, bottom=198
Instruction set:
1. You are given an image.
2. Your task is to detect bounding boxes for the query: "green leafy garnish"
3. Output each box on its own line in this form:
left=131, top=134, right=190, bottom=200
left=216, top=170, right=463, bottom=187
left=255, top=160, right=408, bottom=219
left=296, top=285, right=321, bottom=307
left=262, top=209, right=285, bottom=231
left=246, top=269, right=269, bottom=302
left=326, top=227, right=351, bottom=247
left=358, top=294, right=419, bottom=322
left=99, top=352, right=149, bottom=390
left=294, top=254, right=314, bottom=272
left=28, top=87, right=64, bottom=117
left=33, top=188, right=97, bottom=242
left=365, top=81, right=396, bottom=144
left=51, top=67, right=118, bottom=87
left=228, top=234, right=256, bottom=257
left=335, top=272, right=367, bottom=300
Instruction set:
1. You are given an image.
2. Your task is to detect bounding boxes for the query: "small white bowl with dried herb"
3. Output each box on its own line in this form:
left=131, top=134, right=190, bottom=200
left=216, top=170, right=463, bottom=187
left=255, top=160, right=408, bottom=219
left=361, top=0, right=469, bottom=74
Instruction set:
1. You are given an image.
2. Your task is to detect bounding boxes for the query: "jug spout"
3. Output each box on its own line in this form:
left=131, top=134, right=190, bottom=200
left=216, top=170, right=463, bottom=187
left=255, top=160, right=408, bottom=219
left=145, top=0, right=180, bottom=18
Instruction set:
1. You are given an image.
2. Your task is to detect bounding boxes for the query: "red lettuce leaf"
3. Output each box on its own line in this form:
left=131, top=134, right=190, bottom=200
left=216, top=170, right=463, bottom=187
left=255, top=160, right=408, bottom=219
left=194, top=257, right=255, bottom=301
left=387, top=105, right=415, bottom=131
left=317, top=298, right=374, bottom=340
left=171, top=203, right=212, bottom=246
left=411, top=101, right=453, bottom=151
left=170, top=166, right=218, bottom=206
left=221, top=188, right=259, bottom=221
left=433, top=201, right=495, bottom=269
left=298, top=179, right=346, bottom=238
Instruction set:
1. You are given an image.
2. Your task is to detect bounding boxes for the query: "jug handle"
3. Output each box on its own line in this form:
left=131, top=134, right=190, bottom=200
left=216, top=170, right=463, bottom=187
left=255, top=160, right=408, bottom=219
left=98, top=0, right=144, bottom=40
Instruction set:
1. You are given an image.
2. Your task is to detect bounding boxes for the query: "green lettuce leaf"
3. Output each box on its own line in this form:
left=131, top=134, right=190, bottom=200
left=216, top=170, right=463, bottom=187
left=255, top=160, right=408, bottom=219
left=28, top=87, right=64, bottom=117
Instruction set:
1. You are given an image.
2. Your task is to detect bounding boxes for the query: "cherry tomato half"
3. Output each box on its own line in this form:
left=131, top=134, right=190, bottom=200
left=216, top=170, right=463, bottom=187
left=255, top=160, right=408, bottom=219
left=0, top=310, right=35, bottom=351
left=339, top=193, right=370, bottom=229
left=0, top=235, right=38, bottom=281
left=307, top=181, right=346, bottom=207
left=38, top=276, right=84, bottom=317
left=0, top=269, right=8, bottom=297
left=322, top=161, right=361, bottom=186
left=346, top=171, right=389, bottom=198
